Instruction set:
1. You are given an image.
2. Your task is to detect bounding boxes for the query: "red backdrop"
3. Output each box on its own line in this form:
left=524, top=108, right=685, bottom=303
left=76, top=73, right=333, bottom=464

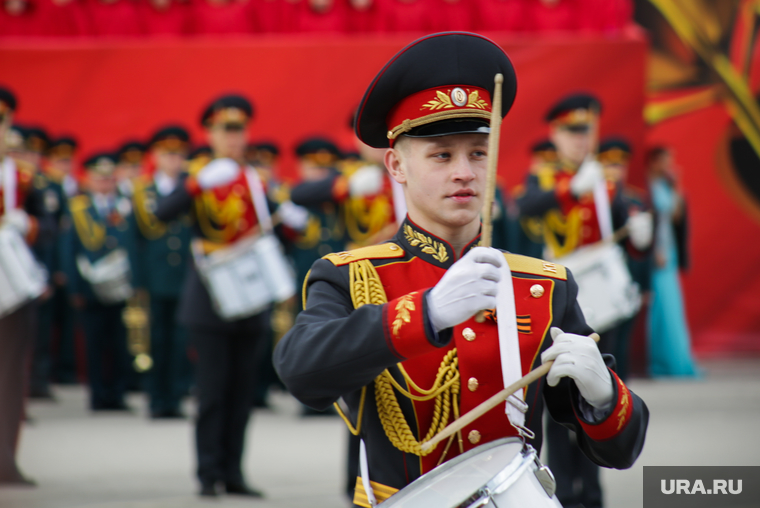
left=18, top=30, right=760, bottom=358
left=0, top=30, right=648, bottom=186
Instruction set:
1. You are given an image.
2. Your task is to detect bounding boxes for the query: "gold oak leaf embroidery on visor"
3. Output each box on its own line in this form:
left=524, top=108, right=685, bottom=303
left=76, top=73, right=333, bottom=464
left=404, top=224, right=449, bottom=263
left=421, top=89, right=489, bottom=111
left=393, top=293, right=417, bottom=338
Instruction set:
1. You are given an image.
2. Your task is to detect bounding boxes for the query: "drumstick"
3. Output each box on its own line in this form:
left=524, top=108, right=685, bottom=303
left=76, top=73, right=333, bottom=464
left=479, top=73, right=504, bottom=248
left=420, top=332, right=601, bottom=453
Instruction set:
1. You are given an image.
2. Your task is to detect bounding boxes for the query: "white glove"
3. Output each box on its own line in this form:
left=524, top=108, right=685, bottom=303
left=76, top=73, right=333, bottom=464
left=277, top=200, right=310, bottom=231
left=2, top=208, right=31, bottom=235
left=426, top=247, right=503, bottom=332
left=348, top=165, right=384, bottom=198
left=570, top=159, right=603, bottom=197
left=541, top=327, right=614, bottom=409
left=196, top=158, right=241, bottom=190
left=626, top=211, right=653, bottom=250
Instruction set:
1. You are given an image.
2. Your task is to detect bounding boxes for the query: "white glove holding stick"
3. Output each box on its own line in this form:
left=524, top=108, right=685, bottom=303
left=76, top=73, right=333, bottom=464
left=570, top=159, right=603, bottom=197
left=348, top=165, right=384, bottom=198
left=196, top=158, right=241, bottom=190
left=2, top=208, right=31, bottom=235
left=426, top=247, right=503, bottom=332
left=626, top=211, right=653, bottom=250
left=277, top=200, right=310, bottom=231
left=541, top=327, right=614, bottom=409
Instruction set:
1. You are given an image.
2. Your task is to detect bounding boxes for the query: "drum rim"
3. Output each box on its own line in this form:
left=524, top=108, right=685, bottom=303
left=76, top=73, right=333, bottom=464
left=381, top=437, right=532, bottom=508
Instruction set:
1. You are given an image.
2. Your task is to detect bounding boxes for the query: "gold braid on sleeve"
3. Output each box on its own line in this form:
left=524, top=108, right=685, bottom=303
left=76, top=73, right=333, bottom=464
left=332, top=259, right=460, bottom=456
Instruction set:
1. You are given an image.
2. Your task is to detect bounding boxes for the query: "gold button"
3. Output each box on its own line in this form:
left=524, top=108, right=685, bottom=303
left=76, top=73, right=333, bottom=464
left=467, top=377, right=479, bottom=392
left=474, top=312, right=485, bottom=323
left=530, top=284, right=544, bottom=298
left=580, top=208, right=592, bottom=220
left=388, top=244, right=399, bottom=251
left=167, top=236, right=181, bottom=250
left=468, top=430, right=481, bottom=444
left=462, top=327, right=476, bottom=341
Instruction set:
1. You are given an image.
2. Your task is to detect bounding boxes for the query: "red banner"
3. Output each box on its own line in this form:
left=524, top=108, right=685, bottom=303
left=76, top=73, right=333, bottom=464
left=0, top=30, right=648, bottom=186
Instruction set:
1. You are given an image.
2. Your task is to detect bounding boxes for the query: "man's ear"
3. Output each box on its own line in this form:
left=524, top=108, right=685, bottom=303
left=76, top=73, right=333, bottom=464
left=385, top=148, right=406, bottom=184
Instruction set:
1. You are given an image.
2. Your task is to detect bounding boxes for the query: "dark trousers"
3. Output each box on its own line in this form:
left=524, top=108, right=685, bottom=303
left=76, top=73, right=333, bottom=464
left=546, top=416, right=602, bottom=508
left=52, top=289, right=79, bottom=384
left=191, top=323, right=268, bottom=485
left=30, top=295, right=54, bottom=396
left=146, top=296, right=189, bottom=413
left=80, top=302, right=129, bottom=409
left=0, top=304, right=34, bottom=480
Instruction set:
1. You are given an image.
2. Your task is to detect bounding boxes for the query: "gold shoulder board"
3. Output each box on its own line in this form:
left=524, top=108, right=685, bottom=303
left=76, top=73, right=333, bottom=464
left=68, top=194, right=91, bottom=212
left=504, top=252, right=567, bottom=280
left=324, top=243, right=405, bottom=266
left=188, top=156, right=211, bottom=175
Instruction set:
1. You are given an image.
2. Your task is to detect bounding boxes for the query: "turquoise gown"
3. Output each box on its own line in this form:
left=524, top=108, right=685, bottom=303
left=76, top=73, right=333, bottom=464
left=647, top=177, right=699, bottom=377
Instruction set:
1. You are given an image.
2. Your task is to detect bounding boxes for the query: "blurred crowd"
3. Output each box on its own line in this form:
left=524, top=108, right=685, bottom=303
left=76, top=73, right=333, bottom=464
left=0, top=0, right=634, bottom=38
left=0, top=79, right=696, bottom=503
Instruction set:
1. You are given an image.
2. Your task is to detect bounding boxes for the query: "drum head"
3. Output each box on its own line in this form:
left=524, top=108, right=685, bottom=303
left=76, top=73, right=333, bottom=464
left=382, top=438, right=524, bottom=508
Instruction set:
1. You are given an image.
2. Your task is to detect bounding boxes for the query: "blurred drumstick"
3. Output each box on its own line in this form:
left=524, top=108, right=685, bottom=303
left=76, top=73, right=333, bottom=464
left=421, top=332, right=601, bottom=453
left=479, top=73, right=504, bottom=247
left=474, top=73, right=503, bottom=323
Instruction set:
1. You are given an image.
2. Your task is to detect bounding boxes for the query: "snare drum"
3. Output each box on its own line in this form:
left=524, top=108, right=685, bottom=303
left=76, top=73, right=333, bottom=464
left=0, top=226, right=47, bottom=318
left=193, top=233, right=296, bottom=321
left=382, top=438, right=561, bottom=508
left=76, top=248, right=134, bottom=304
left=556, top=242, right=641, bottom=333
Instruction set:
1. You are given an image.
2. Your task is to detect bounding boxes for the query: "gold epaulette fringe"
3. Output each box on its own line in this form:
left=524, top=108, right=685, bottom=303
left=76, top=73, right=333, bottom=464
left=332, top=257, right=460, bottom=457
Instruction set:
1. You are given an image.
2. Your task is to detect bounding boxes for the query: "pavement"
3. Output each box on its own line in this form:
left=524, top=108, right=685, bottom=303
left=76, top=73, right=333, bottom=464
left=2, top=357, right=760, bottom=508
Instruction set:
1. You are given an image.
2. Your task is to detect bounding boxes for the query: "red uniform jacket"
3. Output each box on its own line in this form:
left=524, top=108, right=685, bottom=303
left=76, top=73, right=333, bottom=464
left=274, top=217, right=648, bottom=505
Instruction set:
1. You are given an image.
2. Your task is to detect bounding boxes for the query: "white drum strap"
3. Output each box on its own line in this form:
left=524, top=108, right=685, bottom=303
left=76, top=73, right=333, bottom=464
left=496, top=258, right=527, bottom=432
left=592, top=178, right=613, bottom=241
left=244, top=168, right=273, bottom=234
left=2, top=156, right=17, bottom=213
left=359, top=439, right=377, bottom=506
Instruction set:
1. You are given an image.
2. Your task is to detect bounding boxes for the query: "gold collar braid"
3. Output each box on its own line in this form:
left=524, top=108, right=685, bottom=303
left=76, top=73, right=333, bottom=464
left=333, top=258, right=461, bottom=457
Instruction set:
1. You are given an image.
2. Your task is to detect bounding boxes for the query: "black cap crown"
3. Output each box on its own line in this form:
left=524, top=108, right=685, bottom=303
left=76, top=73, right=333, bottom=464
left=355, top=32, right=517, bottom=148
left=295, top=137, right=342, bottom=165
left=0, top=86, right=17, bottom=115
left=599, top=137, right=631, bottom=165
left=149, top=125, right=190, bottom=150
left=117, top=140, right=146, bottom=164
left=84, top=152, right=118, bottom=176
left=48, top=136, right=79, bottom=158
left=200, top=94, right=254, bottom=127
left=545, top=93, right=602, bottom=125
left=24, top=126, right=50, bottom=154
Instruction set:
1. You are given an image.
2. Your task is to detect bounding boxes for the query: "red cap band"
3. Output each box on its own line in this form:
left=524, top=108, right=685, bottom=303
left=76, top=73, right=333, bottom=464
left=386, top=85, right=492, bottom=145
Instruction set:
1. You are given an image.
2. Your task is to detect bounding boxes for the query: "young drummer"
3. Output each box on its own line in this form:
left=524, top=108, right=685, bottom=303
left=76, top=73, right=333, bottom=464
left=274, top=32, right=648, bottom=507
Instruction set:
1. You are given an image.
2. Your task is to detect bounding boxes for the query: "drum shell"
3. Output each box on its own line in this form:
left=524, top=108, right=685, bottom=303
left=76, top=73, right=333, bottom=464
left=0, top=227, right=47, bottom=318
left=381, top=438, right=561, bottom=508
left=556, top=242, right=641, bottom=333
left=193, top=234, right=296, bottom=321
left=76, top=248, right=134, bottom=305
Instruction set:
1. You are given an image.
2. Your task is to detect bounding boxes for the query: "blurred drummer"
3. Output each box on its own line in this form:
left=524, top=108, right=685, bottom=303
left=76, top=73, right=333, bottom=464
left=516, top=96, right=652, bottom=508
left=61, top=152, right=135, bottom=412
left=154, top=94, right=273, bottom=498
left=274, top=33, right=648, bottom=507
left=598, top=137, right=653, bottom=380
left=0, top=86, right=53, bottom=486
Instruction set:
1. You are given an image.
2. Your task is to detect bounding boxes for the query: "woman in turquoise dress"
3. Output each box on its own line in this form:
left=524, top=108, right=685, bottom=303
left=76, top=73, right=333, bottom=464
left=647, top=148, right=699, bottom=377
